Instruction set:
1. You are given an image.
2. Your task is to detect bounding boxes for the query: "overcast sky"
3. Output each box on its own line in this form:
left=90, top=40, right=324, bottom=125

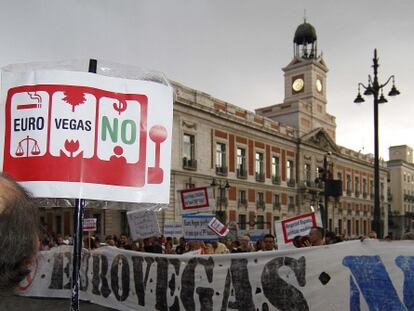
left=1, top=0, right=413, bottom=160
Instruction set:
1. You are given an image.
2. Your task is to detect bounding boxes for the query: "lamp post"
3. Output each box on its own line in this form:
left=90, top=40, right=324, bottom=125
left=354, top=49, right=400, bottom=236
left=211, top=178, right=230, bottom=223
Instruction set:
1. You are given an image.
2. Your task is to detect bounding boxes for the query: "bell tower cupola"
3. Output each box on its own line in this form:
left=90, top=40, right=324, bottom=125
left=293, top=19, right=318, bottom=59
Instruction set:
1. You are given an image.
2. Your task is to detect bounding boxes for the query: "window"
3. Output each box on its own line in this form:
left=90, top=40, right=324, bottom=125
left=257, top=192, right=265, bottom=209
left=347, top=219, right=352, bottom=237
left=355, top=177, right=359, bottom=194
left=274, top=194, right=280, bottom=204
left=257, top=215, right=264, bottom=229
left=337, top=172, right=342, bottom=180
left=288, top=196, right=295, bottom=211
left=362, top=178, right=367, bottom=194
left=216, top=143, right=227, bottom=174
left=287, top=160, right=294, bottom=180
left=338, top=219, right=342, bottom=235
left=369, top=180, right=374, bottom=194
left=238, top=190, right=247, bottom=207
left=239, top=214, right=246, bottom=230
left=183, top=134, right=195, bottom=161
left=237, top=147, right=247, bottom=178
left=272, top=156, right=280, bottom=177
left=255, top=152, right=264, bottom=181
left=346, top=175, right=351, bottom=192
left=304, top=163, right=311, bottom=183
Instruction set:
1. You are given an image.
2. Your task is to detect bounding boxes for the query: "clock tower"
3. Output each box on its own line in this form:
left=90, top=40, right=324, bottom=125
left=256, top=20, right=336, bottom=140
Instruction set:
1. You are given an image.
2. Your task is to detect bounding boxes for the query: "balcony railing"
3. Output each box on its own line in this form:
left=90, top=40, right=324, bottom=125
left=255, top=172, right=265, bottom=182
left=182, top=158, right=197, bottom=170
left=256, top=200, right=265, bottom=210
left=287, top=179, right=296, bottom=187
left=272, top=175, right=281, bottom=185
left=355, top=190, right=360, bottom=197
left=236, top=168, right=248, bottom=179
left=288, top=204, right=295, bottom=212
left=273, top=202, right=281, bottom=211
left=216, top=166, right=228, bottom=176
left=238, top=199, right=247, bottom=209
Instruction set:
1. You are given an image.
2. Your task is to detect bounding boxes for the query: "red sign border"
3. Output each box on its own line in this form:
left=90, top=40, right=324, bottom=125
left=281, top=212, right=317, bottom=244
left=180, top=187, right=210, bottom=211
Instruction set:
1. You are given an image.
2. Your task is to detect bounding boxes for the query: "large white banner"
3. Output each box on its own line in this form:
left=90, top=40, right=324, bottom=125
left=17, top=240, right=414, bottom=310
left=0, top=70, right=173, bottom=203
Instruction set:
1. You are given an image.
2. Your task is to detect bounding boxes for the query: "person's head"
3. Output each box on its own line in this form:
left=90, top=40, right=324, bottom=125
left=292, top=235, right=309, bottom=248
left=309, top=226, right=325, bottom=246
left=179, top=237, right=186, bottom=246
left=263, top=234, right=276, bottom=251
left=119, top=233, right=128, bottom=245
left=325, top=231, right=338, bottom=245
left=105, top=235, right=116, bottom=246
left=368, top=231, right=377, bottom=239
left=239, top=235, right=250, bottom=250
left=0, top=173, right=39, bottom=291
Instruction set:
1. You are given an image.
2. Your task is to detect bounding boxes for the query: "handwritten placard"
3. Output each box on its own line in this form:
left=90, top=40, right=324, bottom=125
left=182, top=214, right=217, bottom=241
left=126, top=209, right=160, bottom=240
left=180, top=187, right=215, bottom=213
left=163, top=221, right=184, bottom=238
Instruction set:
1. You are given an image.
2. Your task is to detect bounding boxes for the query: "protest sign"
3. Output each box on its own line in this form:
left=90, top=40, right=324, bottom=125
left=181, top=214, right=218, bottom=241
left=18, top=240, right=414, bottom=311
left=275, top=211, right=323, bottom=248
left=82, top=218, right=97, bottom=232
left=179, top=187, right=215, bottom=213
left=127, top=209, right=160, bottom=240
left=238, top=229, right=268, bottom=241
left=163, top=221, right=183, bottom=238
left=208, top=217, right=229, bottom=237
left=0, top=69, right=173, bottom=203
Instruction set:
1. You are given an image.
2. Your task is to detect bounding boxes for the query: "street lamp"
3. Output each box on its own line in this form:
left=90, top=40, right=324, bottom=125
left=211, top=178, right=230, bottom=223
left=353, top=49, right=400, bottom=236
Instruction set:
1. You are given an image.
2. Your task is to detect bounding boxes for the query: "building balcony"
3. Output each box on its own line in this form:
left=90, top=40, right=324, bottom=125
left=236, top=168, right=248, bottom=179
left=273, top=202, right=281, bottom=211
left=256, top=200, right=265, bottom=210
left=363, top=211, right=368, bottom=217
left=238, top=199, right=247, bottom=209
left=182, top=158, right=197, bottom=170
left=288, top=204, right=295, bottom=212
left=216, top=166, right=228, bottom=176
left=272, top=175, right=281, bottom=185
left=255, top=172, right=265, bottom=182
left=300, top=180, right=316, bottom=189
left=287, top=179, right=296, bottom=187
left=355, top=190, right=360, bottom=197
left=363, top=192, right=368, bottom=199
left=346, top=189, right=352, bottom=196
left=347, top=209, right=352, bottom=215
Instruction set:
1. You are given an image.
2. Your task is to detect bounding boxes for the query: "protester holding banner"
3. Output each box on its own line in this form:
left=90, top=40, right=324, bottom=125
left=308, top=226, right=325, bottom=246
left=261, top=234, right=277, bottom=251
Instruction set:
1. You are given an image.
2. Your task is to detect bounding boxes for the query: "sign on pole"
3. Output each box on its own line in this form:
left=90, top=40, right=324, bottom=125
left=179, top=187, right=215, bottom=214
left=0, top=70, right=173, bottom=203
left=82, top=218, right=97, bottom=232
left=182, top=214, right=218, bottom=241
left=163, top=221, right=184, bottom=238
left=275, top=211, right=323, bottom=248
left=127, top=209, right=160, bottom=241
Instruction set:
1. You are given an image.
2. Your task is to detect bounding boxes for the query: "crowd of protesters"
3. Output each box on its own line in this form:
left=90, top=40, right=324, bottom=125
left=37, top=226, right=414, bottom=255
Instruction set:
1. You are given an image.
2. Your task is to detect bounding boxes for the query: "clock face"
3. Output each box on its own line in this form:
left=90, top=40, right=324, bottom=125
left=316, top=79, right=323, bottom=92
left=292, top=78, right=304, bottom=92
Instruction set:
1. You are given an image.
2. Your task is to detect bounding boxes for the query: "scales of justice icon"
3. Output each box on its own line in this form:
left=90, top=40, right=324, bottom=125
left=15, top=136, right=41, bottom=157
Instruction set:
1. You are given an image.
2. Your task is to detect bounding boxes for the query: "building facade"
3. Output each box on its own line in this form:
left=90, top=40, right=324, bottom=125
left=387, top=145, right=414, bottom=238
left=38, top=20, right=389, bottom=239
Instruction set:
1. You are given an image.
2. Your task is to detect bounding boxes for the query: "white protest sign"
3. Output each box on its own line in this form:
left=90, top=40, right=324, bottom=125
left=238, top=229, right=268, bottom=241
left=82, top=218, right=97, bottom=232
left=0, top=69, right=173, bottom=203
left=208, top=217, right=229, bottom=237
left=181, top=214, right=218, bottom=241
left=163, top=221, right=183, bottom=238
left=17, top=241, right=414, bottom=311
left=126, top=209, right=160, bottom=240
left=179, top=187, right=215, bottom=214
left=275, top=211, right=323, bottom=248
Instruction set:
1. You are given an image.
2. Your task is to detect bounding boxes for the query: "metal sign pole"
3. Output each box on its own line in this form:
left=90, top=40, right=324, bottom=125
left=70, top=58, right=97, bottom=311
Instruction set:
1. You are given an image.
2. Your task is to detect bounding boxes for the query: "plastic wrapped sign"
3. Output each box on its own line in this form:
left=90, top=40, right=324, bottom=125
left=0, top=68, right=173, bottom=203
